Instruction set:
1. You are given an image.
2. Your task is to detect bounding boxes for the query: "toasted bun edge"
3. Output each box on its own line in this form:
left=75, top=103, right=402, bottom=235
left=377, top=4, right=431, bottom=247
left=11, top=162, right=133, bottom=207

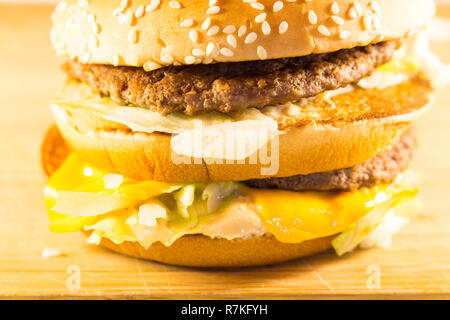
left=83, top=231, right=335, bottom=267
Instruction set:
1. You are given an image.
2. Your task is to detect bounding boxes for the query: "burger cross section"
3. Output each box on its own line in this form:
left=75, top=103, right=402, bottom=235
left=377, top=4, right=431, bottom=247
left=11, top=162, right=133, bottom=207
left=43, top=0, right=438, bottom=267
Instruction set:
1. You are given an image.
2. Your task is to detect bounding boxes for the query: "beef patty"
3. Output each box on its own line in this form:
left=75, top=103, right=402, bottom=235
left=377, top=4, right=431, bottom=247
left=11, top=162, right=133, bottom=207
left=64, top=41, right=398, bottom=116
left=245, top=130, right=415, bottom=192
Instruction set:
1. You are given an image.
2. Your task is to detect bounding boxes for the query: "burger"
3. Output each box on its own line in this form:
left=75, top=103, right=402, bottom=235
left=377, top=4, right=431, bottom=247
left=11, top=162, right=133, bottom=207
left=44, top=0, right=438, bottom=267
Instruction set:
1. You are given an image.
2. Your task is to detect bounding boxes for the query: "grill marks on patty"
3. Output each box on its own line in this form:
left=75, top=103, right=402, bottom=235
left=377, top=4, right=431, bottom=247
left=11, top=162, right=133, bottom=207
left=245, top=131, right=415, bottom=192
left=64, top=41, right=398, bottom=116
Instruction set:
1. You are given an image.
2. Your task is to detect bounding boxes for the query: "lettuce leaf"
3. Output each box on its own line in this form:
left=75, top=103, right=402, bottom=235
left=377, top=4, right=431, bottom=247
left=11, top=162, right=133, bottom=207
left=331, top=188, right=419, bottom=256
left=45, top=153, right=242, bottom=244
left=53, top=80, right=277, bottom=135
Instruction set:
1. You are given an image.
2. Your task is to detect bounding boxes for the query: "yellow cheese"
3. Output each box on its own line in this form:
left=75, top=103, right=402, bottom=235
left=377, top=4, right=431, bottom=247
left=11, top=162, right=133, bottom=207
left=45, top=153, right=180, bottom=233
left=248, top=184, right=418, bottom=244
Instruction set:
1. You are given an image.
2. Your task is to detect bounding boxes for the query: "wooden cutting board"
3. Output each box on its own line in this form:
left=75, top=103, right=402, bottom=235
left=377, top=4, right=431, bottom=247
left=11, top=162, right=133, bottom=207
left=0, top=4, right=449, bottom=299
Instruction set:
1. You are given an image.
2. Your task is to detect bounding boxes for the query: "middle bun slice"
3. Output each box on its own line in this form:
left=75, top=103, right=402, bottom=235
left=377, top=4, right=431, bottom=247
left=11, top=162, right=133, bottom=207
left=51, top=73, right=431, bottom=182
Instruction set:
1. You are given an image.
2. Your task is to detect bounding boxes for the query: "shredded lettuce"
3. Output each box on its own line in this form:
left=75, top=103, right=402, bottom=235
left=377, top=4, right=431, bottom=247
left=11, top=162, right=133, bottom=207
left=174, top=185, right=196, bottom=218
left=84, top=209, right=137, bottom=245
left=331, top=187, right=419, bottom=256
left=46, top=154, right=421, bottom=251
left=45, top=153, right=242, bottom=246
left=53, top=80, right=277, bottom=135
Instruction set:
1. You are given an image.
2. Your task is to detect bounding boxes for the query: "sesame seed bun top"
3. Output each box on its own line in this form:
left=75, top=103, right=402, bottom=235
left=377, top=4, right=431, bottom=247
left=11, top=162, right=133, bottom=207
left=51, top=0, right=435, bottom=71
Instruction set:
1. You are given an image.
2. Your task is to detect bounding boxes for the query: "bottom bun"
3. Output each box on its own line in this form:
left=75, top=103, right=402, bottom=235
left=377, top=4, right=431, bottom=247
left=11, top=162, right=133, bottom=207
left=84, top=231, right=334, bottom=268
left=43, top=125, right=334, bottom=267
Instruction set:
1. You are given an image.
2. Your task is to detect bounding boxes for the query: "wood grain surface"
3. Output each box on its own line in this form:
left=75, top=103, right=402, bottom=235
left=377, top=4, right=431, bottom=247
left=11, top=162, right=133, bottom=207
left=0, top=4, right=449, bottom=299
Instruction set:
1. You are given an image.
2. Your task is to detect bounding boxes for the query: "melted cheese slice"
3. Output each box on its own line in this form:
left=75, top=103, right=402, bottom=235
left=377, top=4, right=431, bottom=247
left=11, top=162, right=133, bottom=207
left=248, top=184, right=418, bottom=244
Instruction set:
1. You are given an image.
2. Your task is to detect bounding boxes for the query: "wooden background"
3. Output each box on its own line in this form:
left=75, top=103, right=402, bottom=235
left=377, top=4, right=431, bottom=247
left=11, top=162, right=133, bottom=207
left=0, top=4, right=449, bottom=299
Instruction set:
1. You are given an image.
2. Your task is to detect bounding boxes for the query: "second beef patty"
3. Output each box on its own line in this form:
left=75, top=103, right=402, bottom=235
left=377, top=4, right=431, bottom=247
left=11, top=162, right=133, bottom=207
left=245, top=130, right=415, bottom=192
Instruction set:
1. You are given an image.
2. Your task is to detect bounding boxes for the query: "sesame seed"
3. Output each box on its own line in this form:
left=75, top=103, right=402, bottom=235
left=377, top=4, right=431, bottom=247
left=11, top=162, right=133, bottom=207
left=348, top=7, right=357, bottom=19
left=370, top=1, right=381, bottom=13
left=279, top=21, right=288, bottom=34
left=257, top=46, right=267, bottom=59
left=118, top=12, right=133, bottom=25
left=331, top=15, right=344, bottom=25
left=189, top=30, right=198, bottom=43
left=308, top=10, right=317, bottom=25
left=65, top=17, right=74, bottom=28
left=206, top=42, right=216, bottom=56
left=354, top=1, right=362, bottom=15
left=118, top=13, right=127, bottom=24
left=206, top=6, right=220, bottom=14
left=185, top=56, right=196, bottom=64
left=244, top=32, right=257, bottom=44
left=80, top=38, right=87, bottom=51
left=255, top=13, right=267, bottom=23
left=89, top=36, right=99, bottom=47
left=220, top=48, right=234, bottom=57
left=209, top=0, right=217, bottom=6
left=192, top=48, right=205, bottom=57
left=87, top=14, right=95, bottom=23
left=145, top=0, right=160, bottom=12
left=331, top=2, right=339, bottom=15
left=120, top=0, right=129, bottom=9
left=145, top=5, right=155, bottom=12
left=203, top=57, right=213, bottom=64
left=180, top=19, right=194, bottom=27
left=113, top=7, right=123, bottom=16
left=251, top=2, right=264, bottom=10
left=135, top=5, right=145, bottom=18
left=161, top=54, right=174, bottom=64
left=169, top=1, right=181, bottom=9
left=273, top=1, right=283, bottom=12
left=262, top=21, right=271, bottom=35
left=223, top=25, right=236, bottom=34
left=128, top=30, right=137, bottom=44
left=227, top=34, right=237, bottom=48
left=286, top=0, right=297, bottom=2
left=127, top=13, right=134, bottom=26
left=202, top=17, right=211, bottom=30
left=113, top=54, right=121, bottom=66
left=55, top=1, right=67, bottom=13
left=373, top=16, right=381, bottom=30
left=238, top=25, right=247, bottom=37
left=207, top=25, right=220, bottom=36
left=92, top=23, right=100, bottom=34
left=363, top=15, right=373, bottom=30
left=81, top=52, right=91, bottom=63
left=339, top=30, right=351, bottom=39
left=317, top=25, right=331, bottom=36
left=78, top=0, right=88, bottom=7
left=144, top=61, right=162, bottom=71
